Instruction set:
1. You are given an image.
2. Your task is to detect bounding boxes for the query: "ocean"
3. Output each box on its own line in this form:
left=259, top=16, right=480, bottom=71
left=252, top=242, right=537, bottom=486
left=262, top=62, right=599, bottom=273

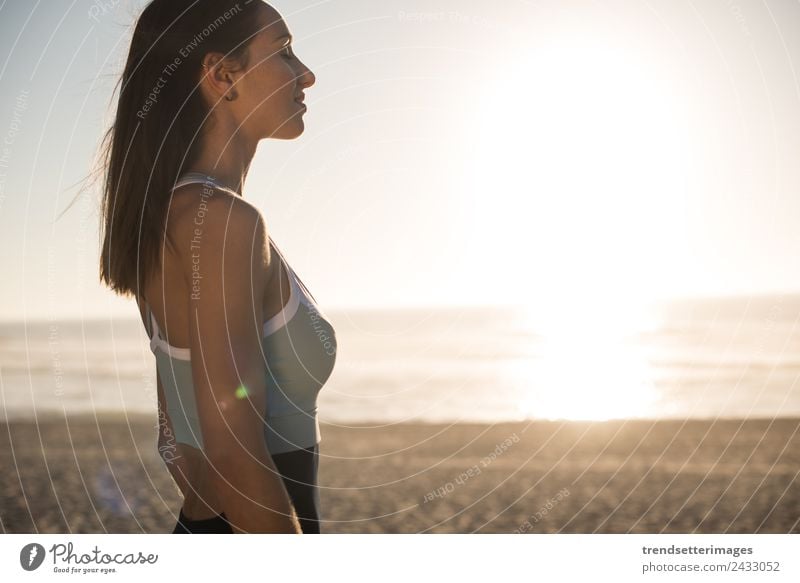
left=2, top=295, right=799, bottom=423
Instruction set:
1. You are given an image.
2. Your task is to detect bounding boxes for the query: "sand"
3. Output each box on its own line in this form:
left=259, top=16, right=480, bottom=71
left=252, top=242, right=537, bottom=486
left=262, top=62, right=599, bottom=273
left=1, top=413, right=798, bottom=533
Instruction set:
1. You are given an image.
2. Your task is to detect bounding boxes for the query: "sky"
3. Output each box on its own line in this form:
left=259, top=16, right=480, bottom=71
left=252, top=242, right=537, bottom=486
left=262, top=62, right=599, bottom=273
left=1, top=0, right=799, bottom=321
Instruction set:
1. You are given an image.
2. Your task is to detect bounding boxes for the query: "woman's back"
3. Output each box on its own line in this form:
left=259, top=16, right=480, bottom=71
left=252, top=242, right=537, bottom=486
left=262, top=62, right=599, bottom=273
left=137, top=177, right=293, bottom=361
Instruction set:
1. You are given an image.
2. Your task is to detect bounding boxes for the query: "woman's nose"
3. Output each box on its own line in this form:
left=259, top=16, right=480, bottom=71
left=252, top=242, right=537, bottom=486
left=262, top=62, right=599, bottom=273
left=297, top=60, right=315, bottom=88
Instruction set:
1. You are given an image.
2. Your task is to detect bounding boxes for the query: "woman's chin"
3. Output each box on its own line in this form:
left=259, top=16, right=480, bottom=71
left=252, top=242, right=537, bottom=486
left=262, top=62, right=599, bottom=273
left=273, top=123, right=305, bottom=140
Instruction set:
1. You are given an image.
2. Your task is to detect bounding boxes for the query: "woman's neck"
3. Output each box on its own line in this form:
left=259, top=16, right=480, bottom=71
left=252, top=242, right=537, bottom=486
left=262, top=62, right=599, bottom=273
left=187, top=133, right=254, bottom=196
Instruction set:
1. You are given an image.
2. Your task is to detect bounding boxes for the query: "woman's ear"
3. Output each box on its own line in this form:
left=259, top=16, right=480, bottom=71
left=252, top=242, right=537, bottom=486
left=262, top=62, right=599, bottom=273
left=200, top=53, right=240, bottom=104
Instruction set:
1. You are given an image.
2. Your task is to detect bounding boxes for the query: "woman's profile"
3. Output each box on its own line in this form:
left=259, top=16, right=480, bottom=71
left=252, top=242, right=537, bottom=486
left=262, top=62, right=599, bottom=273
left=97, top=0, right=337, bottom=533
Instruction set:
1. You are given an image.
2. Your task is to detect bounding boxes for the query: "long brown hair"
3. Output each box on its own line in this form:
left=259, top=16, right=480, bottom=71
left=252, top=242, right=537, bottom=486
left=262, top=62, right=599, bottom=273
left=98, top=0, right=265, bottom=298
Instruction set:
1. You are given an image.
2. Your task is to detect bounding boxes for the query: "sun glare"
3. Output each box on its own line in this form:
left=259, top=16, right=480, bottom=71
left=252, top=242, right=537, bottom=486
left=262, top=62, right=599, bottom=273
left=513, top=334, right=660, bottom=421
left=468, top=36, right=690, bottom=307
left=468, top=35, right=687, bottom=421
left=509, top=304, right=662, bottom=421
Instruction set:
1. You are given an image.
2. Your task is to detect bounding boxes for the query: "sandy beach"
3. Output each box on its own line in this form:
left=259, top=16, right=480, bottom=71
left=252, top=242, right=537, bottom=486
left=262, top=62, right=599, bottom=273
left=1, top=413, right=797, bottom=533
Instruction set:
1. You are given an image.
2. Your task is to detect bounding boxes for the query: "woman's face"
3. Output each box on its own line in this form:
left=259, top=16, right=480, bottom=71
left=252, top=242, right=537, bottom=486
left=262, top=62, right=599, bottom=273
left=211, top=4, right=316, bottom=140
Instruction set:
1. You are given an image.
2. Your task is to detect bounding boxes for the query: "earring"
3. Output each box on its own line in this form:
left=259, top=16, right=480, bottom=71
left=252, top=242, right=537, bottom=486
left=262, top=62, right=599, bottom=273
left=225, top=92, right=236, bottom=102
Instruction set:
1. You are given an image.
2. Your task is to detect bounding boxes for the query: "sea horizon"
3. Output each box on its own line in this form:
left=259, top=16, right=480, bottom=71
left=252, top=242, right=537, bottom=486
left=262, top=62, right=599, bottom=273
left=2, top=293, right=799, bottom=423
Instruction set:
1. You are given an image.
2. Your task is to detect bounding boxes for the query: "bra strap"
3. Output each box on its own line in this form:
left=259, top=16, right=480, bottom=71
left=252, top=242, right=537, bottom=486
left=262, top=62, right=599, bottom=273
left=270, top=238, right=318, bottom=304
left=143, top=300, right=153, bottom=337
left=171, top=173, right=239, bottom=195
left=143, top=300, right=159, bottom=342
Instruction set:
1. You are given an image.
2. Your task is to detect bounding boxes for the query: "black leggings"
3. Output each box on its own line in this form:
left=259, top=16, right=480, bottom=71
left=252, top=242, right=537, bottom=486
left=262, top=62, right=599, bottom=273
left=172, top=444, right=321, bottom=534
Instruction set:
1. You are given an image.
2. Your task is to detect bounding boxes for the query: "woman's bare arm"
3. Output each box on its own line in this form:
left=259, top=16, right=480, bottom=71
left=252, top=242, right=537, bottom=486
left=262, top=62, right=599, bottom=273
left=174, top=186, right=301, bottom=534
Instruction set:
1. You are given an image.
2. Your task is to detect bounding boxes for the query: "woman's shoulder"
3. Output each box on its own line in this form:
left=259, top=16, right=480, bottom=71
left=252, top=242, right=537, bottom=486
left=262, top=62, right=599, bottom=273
left=164, top=183, right=271, bottom=292
left=167, top=183, right=268, bottom=251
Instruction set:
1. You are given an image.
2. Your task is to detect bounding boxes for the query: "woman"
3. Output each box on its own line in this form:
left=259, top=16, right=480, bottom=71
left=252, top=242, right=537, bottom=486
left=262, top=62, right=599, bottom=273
left=97, top=0, right=336, bottom=533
